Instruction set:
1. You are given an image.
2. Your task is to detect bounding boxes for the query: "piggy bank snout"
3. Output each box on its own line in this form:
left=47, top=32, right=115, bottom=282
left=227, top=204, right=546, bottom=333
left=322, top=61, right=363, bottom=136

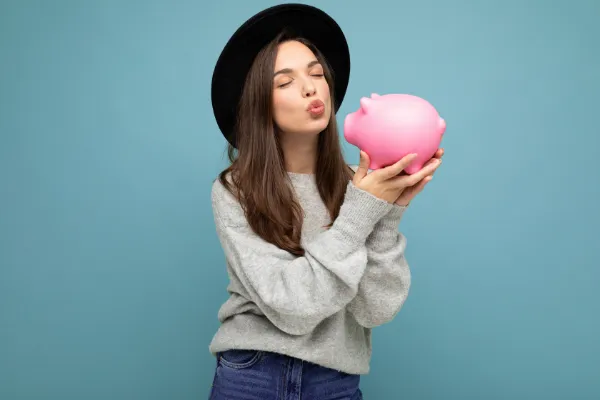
left=343, top=112, right=358, bottom=144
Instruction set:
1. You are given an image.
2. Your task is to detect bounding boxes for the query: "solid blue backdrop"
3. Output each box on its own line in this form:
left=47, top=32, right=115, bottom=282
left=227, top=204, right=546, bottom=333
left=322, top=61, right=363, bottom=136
left=1, top=0, right=599, bottom=398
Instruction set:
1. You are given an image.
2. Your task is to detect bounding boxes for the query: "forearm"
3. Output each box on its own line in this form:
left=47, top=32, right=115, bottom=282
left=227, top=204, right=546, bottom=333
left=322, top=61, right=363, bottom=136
left=347, top=205, right=412, bottom=328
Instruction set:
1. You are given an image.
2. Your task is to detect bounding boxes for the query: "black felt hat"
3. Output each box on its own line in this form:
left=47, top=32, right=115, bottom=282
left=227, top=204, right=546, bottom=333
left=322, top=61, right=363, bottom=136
left=210, top=3, right=351, bottom=148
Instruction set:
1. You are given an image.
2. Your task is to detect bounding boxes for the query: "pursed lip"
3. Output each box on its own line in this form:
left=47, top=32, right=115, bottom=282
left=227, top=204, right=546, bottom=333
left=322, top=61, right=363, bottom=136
left=306, top=99, right=324, bottom=110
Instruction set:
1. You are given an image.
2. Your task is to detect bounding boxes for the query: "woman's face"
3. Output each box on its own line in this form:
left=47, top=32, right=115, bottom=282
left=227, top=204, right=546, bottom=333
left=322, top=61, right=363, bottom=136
left=272, top=40, right=332, bottom=137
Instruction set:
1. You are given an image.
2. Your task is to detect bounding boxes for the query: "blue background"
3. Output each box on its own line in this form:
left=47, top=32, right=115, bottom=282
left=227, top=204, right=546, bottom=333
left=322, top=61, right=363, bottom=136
left=1, top=0, right=599, bottom=398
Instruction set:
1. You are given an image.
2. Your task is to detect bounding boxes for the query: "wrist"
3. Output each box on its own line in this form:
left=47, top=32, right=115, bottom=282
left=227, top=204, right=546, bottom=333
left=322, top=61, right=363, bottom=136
left=388, top=203, right=407, bottom=219
left=334, top=182, right=394, bottom=243
left=371, top=203, right=406, bottom=237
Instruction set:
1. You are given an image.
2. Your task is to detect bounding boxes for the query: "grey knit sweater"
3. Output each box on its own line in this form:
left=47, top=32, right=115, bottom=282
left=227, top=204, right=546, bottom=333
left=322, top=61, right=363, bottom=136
left=208, top=169, right=411, bottom=375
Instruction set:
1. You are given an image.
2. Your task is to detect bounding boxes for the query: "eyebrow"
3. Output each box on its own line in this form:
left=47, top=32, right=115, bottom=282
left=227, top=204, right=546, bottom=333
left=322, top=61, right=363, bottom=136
left=273, top=60, right=321, bottom=77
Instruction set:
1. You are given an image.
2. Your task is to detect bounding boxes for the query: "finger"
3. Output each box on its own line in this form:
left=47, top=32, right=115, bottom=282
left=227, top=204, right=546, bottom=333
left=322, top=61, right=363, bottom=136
left=425, top=157, right=442, bottom=174
left=400, top=159, right=441, bottom=187
left=396, top=175, right=432, bottom=204
left=376, top=153, right=418, bottom=180
left=425, top=157, right=438, bottom=166
left=353, top=151, right=370, bottom=181
left=408, top=176, right=431, bottom=196
left=411, top=175, right=432, bottom=196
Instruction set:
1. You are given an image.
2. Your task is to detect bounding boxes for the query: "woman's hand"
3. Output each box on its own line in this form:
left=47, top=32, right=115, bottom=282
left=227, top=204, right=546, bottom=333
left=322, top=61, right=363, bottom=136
left=352, top=151, right=441, bottom=204
left=395, top=148, right=444, bottom=206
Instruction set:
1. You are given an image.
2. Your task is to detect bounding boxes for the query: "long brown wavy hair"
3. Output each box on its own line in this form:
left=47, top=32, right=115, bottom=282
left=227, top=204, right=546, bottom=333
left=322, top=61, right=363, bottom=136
left=218, top=32, right=353, bottom=256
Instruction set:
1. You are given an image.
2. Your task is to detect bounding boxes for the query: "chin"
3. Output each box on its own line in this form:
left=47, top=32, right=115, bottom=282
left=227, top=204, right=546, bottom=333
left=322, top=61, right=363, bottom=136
left=300, top=120, right=329, bottom=136
left=311, top=109, right=332, bottom=129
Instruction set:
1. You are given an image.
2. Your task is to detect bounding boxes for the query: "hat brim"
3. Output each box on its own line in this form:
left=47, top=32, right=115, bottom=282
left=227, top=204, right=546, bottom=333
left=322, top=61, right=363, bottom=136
left=211, top=3, right=351, bottom=148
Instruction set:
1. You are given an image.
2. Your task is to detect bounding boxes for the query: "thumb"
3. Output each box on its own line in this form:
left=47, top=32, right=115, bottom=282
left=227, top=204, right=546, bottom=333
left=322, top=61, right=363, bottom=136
left=354, top=151, right=370, bottom=181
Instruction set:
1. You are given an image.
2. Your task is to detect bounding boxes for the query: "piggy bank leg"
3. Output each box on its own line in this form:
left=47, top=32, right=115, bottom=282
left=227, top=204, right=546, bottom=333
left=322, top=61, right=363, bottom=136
left=368, top=160, right=382, bottom=170
left=404, top=163, right=424, bottom=175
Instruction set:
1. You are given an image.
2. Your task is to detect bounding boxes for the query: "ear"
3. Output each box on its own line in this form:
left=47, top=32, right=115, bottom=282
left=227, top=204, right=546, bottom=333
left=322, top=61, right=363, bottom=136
left=370, top=93, right=381, bottom=98
left=360, top=97, right=374, bottom=113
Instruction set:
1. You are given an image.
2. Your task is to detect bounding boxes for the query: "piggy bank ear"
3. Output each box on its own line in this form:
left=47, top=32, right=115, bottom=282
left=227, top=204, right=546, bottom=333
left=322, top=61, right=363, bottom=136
left=360, top=97, right=374, bottom=113
left=370, top=93, right=381, bottom=99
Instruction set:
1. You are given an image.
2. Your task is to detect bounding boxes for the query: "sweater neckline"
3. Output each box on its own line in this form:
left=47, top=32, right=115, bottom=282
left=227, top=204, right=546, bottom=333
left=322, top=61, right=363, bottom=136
left=287, top=171, right=316, bottom=187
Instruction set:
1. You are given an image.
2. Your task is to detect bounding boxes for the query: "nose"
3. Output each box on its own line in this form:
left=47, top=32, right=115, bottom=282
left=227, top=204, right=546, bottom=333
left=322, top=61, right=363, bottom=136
left=302, top=81, right=316, bottom=97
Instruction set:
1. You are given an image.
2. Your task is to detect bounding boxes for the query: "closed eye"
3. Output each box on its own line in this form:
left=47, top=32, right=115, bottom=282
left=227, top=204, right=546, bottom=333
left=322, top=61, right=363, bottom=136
left=276, top=73, right=323, bottom=88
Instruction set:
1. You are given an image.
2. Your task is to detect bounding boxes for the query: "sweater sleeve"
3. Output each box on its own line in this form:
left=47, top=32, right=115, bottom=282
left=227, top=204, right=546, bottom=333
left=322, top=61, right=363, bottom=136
left=344, top=165, right=412, bottom=328
left=346, top=205, right=412, bottom=328
left=211, top=178, right=392, bottom=336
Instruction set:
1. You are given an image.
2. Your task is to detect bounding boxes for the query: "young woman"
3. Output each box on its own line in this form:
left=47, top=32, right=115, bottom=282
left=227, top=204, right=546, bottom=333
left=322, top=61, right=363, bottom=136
left=208, top=4, right=443, bottom=399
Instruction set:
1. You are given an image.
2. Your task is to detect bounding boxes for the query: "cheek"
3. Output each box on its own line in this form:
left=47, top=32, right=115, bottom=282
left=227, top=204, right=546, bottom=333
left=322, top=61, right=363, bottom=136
left=272, top=91, right=295, bottom=116
left=319, top=81, right=331, bottom=104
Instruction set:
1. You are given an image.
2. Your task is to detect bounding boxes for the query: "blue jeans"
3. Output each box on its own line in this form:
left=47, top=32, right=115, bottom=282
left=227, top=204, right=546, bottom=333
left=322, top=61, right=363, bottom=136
left=208, top=349, right=363, bottom=399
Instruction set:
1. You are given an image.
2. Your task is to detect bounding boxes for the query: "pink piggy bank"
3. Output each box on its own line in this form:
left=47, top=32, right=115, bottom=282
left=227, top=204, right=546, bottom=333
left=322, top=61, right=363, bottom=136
left=344, top=93, right=446, bottom=173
